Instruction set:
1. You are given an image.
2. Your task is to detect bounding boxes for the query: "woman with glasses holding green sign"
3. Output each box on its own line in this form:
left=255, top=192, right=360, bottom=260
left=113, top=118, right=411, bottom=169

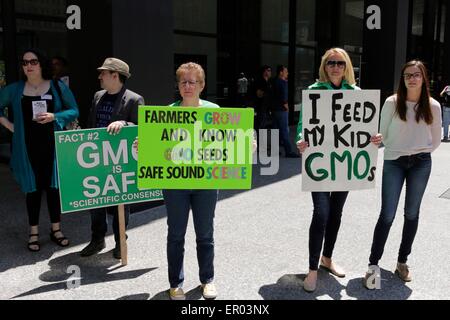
left=363, top=61, right=441, bottom=288
left=0, top=48, right=78, bottom=252
left=163, top=62, right=221, bottom=300
left=296, top=48, right=382, bottom=292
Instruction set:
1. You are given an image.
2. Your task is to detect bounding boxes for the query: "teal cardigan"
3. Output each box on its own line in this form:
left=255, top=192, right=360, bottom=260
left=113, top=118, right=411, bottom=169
left=0, top=80, right=79, bottom=193
left=296, top=80, right=360, bottom=141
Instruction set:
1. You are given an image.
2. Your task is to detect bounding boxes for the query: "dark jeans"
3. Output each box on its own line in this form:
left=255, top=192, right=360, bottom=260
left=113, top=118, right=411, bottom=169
left=163, top=189, right=218, bottom=288
left=309, top=191, right=349, bottom=270
left=369, top=153, right=432, bottom=265
left=26, top=188, right=61, bottom=226
left=90, top=205, right=130, bottom=244
left=273, top=110, right=293, bottom=154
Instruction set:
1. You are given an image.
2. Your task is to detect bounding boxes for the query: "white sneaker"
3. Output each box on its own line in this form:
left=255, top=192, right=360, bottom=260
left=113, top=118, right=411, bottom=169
left=201, top=283, right=217, bottom=299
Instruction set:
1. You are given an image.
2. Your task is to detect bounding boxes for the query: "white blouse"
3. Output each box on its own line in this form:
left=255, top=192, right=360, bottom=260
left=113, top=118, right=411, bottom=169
left=380, top=95, right=442, bottom=160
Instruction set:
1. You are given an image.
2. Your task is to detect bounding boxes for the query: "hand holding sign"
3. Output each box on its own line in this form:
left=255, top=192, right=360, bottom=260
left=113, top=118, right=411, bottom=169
left=296, top=140, right=309, bottom=153
left=35, top=112, right=55, bottom=124
left=370, top=134, right=383, bottom=146
left=107, top=120, right=128, bottom=135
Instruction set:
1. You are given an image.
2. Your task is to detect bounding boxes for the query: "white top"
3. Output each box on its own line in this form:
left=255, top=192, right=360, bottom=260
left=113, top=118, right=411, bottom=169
left=380, top=95, right=442, bottom=160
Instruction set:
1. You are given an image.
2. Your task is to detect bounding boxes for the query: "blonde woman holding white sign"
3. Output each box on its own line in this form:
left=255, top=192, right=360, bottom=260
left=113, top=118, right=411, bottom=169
left=364, top=61, right=441, bottom=288
left=296, top=48, right=382, bottom=292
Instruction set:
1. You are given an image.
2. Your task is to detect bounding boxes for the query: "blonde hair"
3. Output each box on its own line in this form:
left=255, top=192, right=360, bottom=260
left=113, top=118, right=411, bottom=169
left=318, top=48, right=356, bottom=85
left=176, top=62, right=205, bottom=84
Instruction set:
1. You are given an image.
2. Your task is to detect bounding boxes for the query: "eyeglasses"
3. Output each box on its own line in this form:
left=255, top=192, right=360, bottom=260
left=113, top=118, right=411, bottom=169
left=403, top=72, right=422, bottom=80
left=21, top=59, right=40, bottom=66
left=179, top=80, right=199, bottom=87
left=326, top=60, right=346, bottom=68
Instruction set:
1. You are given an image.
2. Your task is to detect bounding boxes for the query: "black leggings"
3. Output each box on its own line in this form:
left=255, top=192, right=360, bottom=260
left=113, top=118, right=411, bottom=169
left=26, top=188, right=61, bottom=226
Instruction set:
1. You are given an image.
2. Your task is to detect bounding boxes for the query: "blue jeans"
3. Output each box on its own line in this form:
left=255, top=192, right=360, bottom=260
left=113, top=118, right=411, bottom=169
left=369, top=153, right=432, bottom=265
left=273, top=111, right=293, bottom=155
left=90, top=205, right=130, bottom=244
left=442, top=107, right=450, bottom=138
left=163, top=189, right=218, bottom=288
left=309, top=191, right=349, bottom=270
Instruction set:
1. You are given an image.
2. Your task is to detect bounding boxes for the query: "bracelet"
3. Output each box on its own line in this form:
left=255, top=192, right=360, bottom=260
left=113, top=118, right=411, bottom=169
left=122, top=120, right=128, bottom=126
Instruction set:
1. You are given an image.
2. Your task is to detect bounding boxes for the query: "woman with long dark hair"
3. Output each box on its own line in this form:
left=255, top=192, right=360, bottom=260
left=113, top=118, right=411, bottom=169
left=364, top=60, right=441, bottom=287
left=0, top=49, right=79, bottom=252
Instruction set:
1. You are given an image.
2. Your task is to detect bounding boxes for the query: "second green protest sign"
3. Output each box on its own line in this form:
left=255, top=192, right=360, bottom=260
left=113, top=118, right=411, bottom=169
left=55, top=127, right=163, bottom=213
left=137, top=106, right=254, bottom=189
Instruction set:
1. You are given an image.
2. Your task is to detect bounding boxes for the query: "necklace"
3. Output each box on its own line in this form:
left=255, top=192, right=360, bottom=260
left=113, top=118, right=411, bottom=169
left=28, top=81, right=44, bottom=91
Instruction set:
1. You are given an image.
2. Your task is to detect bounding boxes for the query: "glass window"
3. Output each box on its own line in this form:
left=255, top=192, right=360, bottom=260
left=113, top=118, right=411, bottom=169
left=261, top=0, right=289, bottom=42
left=261, top=43, right=289, bottom=73
left=16, top=18, right=68, bottom=60
left=296, top=0, right=315, bottom=46
left=412, top=0, right=424, bottom=36
left=440, top=3, right=446, bottom=43
left=0, top=4, right=4, bottom=88
left=174, top=0, right=217, bottom=33
left=174, top=34, right=217, bottom=100
left=15, top=0, right=66, bottom=17
left=340, top=0, right=364, bottom=49
left=0, top=4, right=7, bottom=144
left=294, top=47, right=315, bottom=110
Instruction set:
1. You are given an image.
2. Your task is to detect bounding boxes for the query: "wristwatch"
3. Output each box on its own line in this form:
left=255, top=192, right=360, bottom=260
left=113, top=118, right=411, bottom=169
left=122, top=120, right=128, bottom=126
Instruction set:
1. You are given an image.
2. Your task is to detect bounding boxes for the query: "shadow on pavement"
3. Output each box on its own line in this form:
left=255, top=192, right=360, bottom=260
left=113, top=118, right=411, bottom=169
left=149, top=286, right=204, bottom=301
left=259, top=268, right=413, bottom=300
left=259, top=271, right=346, bottom=300
left=11, top=251, right=157, bottom=299
left=0, top=161, right=167, bottom=274
left=185, top=286, right=203, bottom=300
left=117, top=293, right=151, bottom=300
left=0, top=128, right=302, bottom=275
left=346, top=268, right=412, bottom=300
left=150, top=289, right=170, bottom=300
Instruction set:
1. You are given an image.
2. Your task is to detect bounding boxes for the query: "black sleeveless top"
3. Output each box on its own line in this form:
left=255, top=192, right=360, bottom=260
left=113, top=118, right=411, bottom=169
left=21, top=89, right=55, bottom=189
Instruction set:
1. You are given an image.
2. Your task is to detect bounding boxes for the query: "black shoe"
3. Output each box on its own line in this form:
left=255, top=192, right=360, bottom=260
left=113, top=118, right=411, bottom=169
left=286, top=152, right=300, bottom=158
left=113, top=244, right=121, bottom=259
left=80, top=239, right=106, bottom=257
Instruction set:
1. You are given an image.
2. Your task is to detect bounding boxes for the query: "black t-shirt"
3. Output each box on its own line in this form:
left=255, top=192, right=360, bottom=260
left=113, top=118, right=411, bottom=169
left=95, top=93, right=119, bottom=128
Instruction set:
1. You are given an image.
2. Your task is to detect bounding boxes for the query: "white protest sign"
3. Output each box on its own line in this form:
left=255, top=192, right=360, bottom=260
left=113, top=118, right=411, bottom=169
left=301, top=90, right=380, bottom=191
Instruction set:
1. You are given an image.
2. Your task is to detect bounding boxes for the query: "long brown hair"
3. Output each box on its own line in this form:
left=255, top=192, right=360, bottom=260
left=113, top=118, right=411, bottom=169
left=395, top=60, right=433, bottom=124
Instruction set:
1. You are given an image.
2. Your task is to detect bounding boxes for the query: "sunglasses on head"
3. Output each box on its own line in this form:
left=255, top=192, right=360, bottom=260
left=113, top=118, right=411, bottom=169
left=21, top=59, right=39, bottom=66
left=326, top=60, right=346, bottom=68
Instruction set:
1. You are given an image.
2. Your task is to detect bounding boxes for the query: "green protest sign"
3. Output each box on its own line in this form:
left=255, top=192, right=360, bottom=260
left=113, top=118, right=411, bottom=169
left=55, top=127, right=163, bottom=213
left=137, top=106, right=254, bottom=189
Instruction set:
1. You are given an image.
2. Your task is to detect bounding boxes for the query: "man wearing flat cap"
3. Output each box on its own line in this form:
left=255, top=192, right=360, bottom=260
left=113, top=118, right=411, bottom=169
left=80, top=57, right=144, bottom=259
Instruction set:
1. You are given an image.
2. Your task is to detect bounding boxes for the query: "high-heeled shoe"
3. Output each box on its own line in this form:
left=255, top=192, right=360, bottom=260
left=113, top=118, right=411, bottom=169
left=28, top=233, right=40, bottom=252
left=50, top=229, right=69, bottom=247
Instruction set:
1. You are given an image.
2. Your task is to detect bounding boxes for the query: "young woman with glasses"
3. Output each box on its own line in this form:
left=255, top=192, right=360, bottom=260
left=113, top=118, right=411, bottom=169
left=363, top=60, right=441, bottom=288
left=0, top=49, right=79, bottom=252
left=296, top=48, right=382, bottom=292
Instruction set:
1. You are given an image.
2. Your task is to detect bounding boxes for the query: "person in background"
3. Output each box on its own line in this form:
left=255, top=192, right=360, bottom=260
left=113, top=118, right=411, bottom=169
left=273, top=65, right=299, bottom=158
left=52, top=56, right=70, bottom=87
left=0, top=48, right=79, bottom=252
left=254, top=65, right=273, bottom=133
left=236, top=72, right=248, bottom=107
left=364, top=60, right=441, bottom=288
left=439, top=84, right=450, bottom=141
